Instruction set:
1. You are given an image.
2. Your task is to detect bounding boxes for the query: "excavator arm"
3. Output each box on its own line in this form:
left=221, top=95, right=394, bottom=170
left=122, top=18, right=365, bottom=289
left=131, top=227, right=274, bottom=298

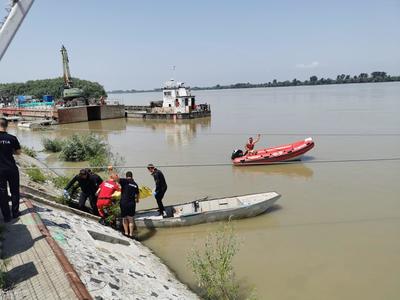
left=0, top=0, right=35, bottom=61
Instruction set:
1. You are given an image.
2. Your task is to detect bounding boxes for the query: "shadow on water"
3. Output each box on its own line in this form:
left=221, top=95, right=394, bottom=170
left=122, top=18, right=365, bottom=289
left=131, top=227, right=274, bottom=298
left=264, top=204, right=282, bottom=214
left=136, top=227, right=157, bottom=242
left=233, top=163, right=314, bottom=178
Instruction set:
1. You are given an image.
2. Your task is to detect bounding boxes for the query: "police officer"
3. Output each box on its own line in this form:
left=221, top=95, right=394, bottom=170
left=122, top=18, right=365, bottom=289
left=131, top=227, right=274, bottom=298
left=64, top=169, right=103, bottom=215
left=0, top=117, right=21, bottom=222
left=147, top=163, right=167, bottom=217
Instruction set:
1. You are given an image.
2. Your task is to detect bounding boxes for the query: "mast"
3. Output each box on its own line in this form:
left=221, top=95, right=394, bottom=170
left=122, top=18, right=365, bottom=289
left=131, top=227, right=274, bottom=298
left=60, top=45, right=73, bottom=88
left=0, top=0, right=35, bottom=61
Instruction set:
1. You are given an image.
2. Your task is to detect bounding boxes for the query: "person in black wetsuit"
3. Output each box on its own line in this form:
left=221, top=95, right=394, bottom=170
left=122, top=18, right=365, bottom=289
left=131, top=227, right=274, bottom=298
left=119, top=171, right=139, bottom=237
left=147, top=163, right=167, bottom=217
left=0, top=118, right=21, bottom=222
left=64, top=169, right=103, bottom=215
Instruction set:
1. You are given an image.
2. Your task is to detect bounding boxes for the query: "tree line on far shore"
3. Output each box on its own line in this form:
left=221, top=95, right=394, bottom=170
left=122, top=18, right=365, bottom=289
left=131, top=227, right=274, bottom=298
left=0, top=77, right=107, bottom=100
left=108, top=71, right=400, bottom=94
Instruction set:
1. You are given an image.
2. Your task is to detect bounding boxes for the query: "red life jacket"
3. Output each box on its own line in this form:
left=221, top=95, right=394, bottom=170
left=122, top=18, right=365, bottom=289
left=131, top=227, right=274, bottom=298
left=246, top=142, right=255, bottom=150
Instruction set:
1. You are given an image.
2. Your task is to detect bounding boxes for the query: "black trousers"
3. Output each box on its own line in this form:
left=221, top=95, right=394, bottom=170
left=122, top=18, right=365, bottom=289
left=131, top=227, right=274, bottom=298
left=0, top=168, right=20, bottom=219
left=79, top=191, right=98, bottom=215
left=155, top=189, right=167, bottom=214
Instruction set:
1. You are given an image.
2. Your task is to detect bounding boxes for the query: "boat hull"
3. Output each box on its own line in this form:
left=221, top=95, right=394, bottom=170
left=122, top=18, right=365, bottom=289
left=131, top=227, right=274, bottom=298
left=232, top=137, right=315, bottom=166
left=135, top=192, right=280, bottom=228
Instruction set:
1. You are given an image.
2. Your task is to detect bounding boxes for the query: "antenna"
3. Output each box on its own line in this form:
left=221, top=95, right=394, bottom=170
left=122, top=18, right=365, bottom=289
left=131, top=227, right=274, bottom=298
left=171, top=65, right=176, bottom=81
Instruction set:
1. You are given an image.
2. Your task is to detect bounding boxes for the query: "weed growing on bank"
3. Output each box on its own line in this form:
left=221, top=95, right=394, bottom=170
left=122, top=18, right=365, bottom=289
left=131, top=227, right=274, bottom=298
left=188, top=222, right=242, bottom=300
left=51, top=175, right=70, bottom=189
left=21, top=145, right=37, bottom=158
left=42, top=134, right=124, bottom=171
left=42, top=138, right=64, bottom=152
left=26, top=166, right=46, bottom=183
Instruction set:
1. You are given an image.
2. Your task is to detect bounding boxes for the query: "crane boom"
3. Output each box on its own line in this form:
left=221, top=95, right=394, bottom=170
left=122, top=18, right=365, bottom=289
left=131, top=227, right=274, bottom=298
left=61, top=45, right=73, bottom=88
left=0, top=0, right=35, bottom=62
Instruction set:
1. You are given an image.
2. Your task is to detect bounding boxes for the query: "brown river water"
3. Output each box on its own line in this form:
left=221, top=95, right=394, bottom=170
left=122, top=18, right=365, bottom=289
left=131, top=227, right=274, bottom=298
left=9, top=82, right=400, bottom=299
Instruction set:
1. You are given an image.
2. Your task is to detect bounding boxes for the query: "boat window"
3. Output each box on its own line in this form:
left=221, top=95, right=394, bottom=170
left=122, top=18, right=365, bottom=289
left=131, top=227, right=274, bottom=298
left=164, top=91, right=172, bottom=96
left=185, top=98, right=189, bottom=106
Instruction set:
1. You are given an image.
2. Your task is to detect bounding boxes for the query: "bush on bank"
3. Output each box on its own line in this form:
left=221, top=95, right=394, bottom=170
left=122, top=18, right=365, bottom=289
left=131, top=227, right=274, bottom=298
left=188, top=222, right=242, bottom=300
left=42, top=138, right=64, bottom=152
left=59, top=134, right=107, bottom=162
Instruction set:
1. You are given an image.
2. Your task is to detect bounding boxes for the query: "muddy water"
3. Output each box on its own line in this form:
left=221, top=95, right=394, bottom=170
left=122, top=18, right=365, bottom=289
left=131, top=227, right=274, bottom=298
left=10, top=82, right=400, bottom=299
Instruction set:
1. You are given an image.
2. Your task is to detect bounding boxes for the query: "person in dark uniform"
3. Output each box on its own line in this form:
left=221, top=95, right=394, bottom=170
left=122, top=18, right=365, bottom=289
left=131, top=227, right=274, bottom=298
left=119, top=171, right=139, bottom=237
left=64, top=169, right=103, bottom=215
left=147, top=164, right=167, bottom=217
left=86, top=168, right=103, bottom=190
left=0, top=118, right=21, bottom=222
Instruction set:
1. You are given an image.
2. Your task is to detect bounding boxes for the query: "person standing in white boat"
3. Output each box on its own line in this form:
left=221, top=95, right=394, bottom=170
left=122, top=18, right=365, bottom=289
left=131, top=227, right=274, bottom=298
left=147, top=164, right=168, bottom=218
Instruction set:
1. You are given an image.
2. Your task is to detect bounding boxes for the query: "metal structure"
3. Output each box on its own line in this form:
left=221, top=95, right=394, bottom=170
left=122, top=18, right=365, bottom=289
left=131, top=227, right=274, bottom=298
left=60, top=45, right=83, bottom=100
left=0, top=0, right=34, bottom=61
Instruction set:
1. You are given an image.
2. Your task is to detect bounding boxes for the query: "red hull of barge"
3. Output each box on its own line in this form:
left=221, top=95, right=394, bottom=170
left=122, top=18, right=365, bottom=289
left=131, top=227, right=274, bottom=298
left=232, top=137, right=315, bottom=166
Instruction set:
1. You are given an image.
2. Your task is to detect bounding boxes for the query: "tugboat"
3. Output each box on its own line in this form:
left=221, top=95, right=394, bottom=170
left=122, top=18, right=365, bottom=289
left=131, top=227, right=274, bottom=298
left=125, top=80, right=211, bottom=119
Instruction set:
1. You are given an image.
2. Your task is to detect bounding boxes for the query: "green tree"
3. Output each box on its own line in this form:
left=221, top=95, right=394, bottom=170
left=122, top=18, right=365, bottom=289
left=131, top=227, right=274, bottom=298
left=310, top=75, right=318, bottom=84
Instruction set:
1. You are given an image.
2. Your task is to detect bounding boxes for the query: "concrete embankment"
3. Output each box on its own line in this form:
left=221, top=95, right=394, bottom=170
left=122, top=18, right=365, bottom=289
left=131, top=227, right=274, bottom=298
left=1, top=154, right=199, bottom=299
left=32, top=201, right=198, bottom=299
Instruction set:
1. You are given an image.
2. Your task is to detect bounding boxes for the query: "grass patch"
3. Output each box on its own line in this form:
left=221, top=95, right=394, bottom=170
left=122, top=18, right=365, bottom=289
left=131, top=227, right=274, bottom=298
left=25, top=166, right=46, bottom=183
left=51, top=175, right=71, bottom=190
left=105, top=201, right=121, bottom=224
left=21, top=145, right=37, bottom=158
left=42, top=137, right=64, bottom=152
left=188, top=222, right=243, bottom=300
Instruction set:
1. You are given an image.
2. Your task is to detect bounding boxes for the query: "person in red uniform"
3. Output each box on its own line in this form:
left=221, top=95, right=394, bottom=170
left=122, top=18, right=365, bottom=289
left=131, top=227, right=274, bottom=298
left=96, top=174, right=120, bottom=219
left=245, top=134, right=261, bottom=155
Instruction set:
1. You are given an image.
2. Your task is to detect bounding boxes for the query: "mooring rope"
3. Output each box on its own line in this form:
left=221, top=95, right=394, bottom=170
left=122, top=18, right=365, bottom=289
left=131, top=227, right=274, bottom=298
left=33, top=126, right=400, bottom=137
left=17, top=157, right=400, bottom=170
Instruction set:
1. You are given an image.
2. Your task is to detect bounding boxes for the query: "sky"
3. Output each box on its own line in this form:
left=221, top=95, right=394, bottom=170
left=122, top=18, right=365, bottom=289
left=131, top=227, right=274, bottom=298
left=0, top=0, right=399, bottom=90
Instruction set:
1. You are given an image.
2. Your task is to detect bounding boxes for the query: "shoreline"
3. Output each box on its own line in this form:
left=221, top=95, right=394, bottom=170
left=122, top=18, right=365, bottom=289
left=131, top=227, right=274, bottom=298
left=2, top=153, right=200, bottom=299
left=107, top=78, right=400, bottom=94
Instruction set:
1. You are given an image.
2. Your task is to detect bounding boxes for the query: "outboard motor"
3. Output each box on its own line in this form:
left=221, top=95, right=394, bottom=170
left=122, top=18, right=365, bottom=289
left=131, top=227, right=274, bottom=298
left=231, top=149, right=244, bottom=160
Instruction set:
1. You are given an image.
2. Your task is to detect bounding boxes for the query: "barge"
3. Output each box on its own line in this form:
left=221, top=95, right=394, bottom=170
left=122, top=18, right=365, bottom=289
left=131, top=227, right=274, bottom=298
left=0, top=103, right=125, bottom=124
left=125, top=80, right=211, bottom=119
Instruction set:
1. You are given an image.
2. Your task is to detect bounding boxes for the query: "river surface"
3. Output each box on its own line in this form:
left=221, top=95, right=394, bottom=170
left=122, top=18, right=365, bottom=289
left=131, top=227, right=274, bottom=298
left=10, top=82, right=400, bottom=299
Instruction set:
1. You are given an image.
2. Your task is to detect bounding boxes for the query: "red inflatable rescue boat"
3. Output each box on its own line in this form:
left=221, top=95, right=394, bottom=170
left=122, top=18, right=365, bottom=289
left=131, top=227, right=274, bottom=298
left=231, top=137, right=315, bottom=166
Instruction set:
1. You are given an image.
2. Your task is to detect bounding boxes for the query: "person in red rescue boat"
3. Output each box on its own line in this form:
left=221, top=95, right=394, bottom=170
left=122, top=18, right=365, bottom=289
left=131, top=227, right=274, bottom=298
left=245, top=134, right=261, bottom=155
left=96, top=173, right=120, bottom=221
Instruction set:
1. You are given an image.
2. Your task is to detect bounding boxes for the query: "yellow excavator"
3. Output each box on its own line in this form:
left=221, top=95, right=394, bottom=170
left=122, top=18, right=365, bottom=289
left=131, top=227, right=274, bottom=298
left=1, top=2, right=85, bottom=106
left=60, top=44, right=85, bottom=104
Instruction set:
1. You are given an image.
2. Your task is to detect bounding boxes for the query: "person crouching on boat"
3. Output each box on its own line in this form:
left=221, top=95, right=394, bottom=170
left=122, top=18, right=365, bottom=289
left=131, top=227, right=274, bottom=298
left=119, top=171, right=140, bottom=238
left=96, top=173, right=120, bottom=222
left=244, top=134, right=261, bottom=155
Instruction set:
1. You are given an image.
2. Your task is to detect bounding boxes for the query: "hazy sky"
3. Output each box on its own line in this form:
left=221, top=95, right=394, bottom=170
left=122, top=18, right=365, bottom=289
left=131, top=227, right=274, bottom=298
left=0, top=0, right=399, bottom=90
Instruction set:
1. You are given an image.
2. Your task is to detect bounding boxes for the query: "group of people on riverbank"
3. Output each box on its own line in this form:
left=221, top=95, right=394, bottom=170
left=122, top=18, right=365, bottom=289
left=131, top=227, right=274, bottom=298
left=0, top=116, right=169, bottom=239
left=63, top=164, right=168, bottom=238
